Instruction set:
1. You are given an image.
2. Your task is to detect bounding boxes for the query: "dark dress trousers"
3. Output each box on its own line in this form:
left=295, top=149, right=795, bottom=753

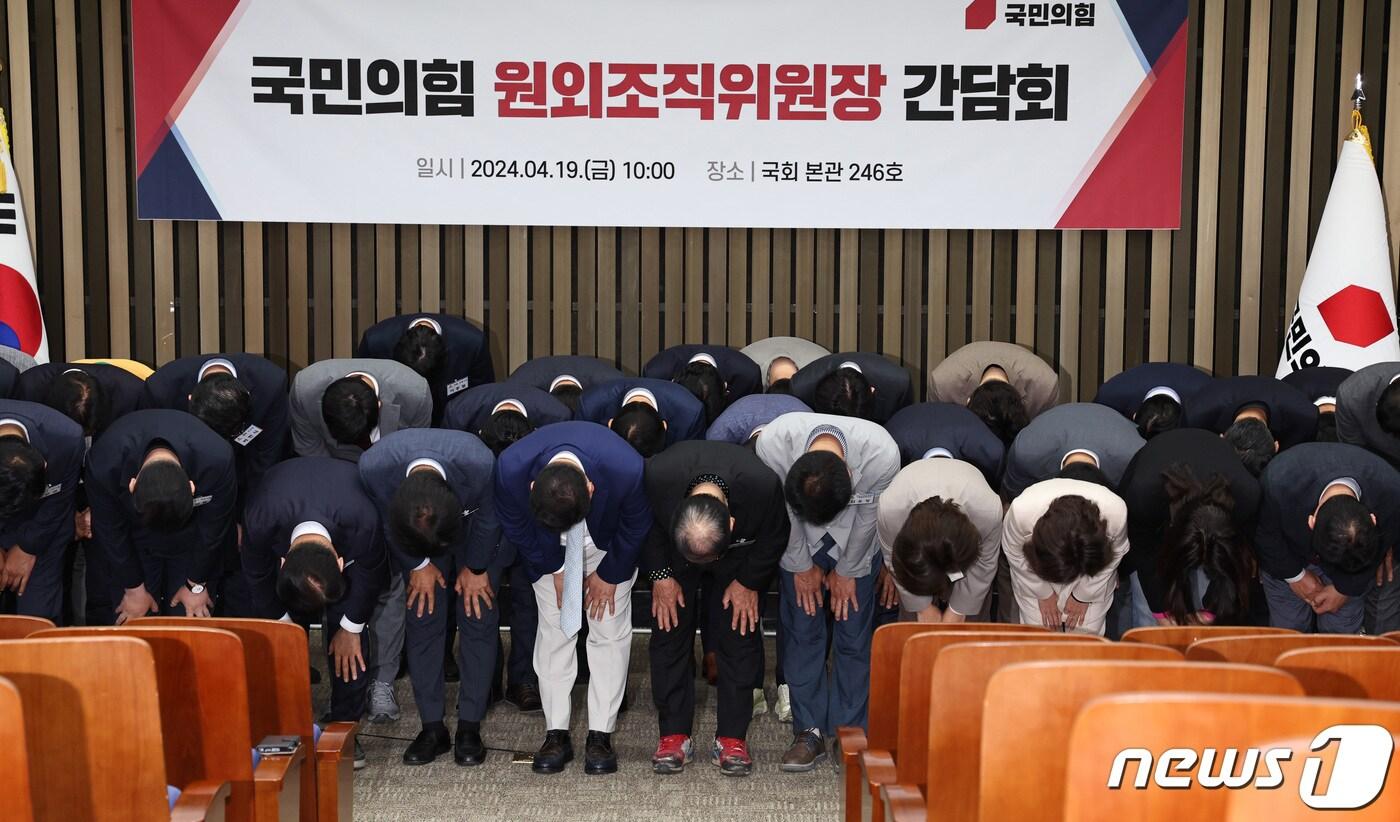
left=642, top=344, right=762, bottom=406
left=441, top=381, right=572, bottom=434
left=643, top=441, right=788, bottom=740
left=1093, top=362, right=1213, bottom=419
left=883, top=402, right=1005, bottom=486
left=1185, top=375, right=1318, bottom=449
left=18, top=362, right=147, bottom=434
left=576, top=378, right=707, bottom=449
left=788, top=352, right=913, bottom=424
left=356, top=313, right=496, bottom=424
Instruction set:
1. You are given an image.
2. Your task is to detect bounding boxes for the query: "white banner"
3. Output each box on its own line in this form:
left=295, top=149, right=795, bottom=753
left=132, top=0, right=1188, bottom=229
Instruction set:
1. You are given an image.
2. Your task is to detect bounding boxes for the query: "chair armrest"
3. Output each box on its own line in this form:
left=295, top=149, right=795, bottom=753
left=837, top=726, right=869, bottom=822
left=860, top=749, right=898, bottom=791
left=255, top=744, right=306, bottom=785
left=171, top=779, right=231, bottom=822
left=254, top=745, right=306, bottom=822
left=882, top=784, right=928, bottom=822
left=315, top=722, right=358, bottom=822
left=314, top=722, right=357, bottom=761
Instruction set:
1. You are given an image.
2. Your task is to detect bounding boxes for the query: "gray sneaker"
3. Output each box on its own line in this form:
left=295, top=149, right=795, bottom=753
left=368, top=680, right=400, bottom=723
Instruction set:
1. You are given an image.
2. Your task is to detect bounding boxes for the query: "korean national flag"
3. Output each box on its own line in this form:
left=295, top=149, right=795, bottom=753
left=0, top=108, right=48, bottom=364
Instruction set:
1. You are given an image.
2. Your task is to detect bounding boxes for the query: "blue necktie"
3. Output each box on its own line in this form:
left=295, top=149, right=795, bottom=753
left=560, top=522, right=586, bottom=638
left=812, top=533, right=838, bottom=572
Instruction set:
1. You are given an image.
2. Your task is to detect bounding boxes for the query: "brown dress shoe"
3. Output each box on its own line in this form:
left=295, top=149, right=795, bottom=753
left=780, top=729, right=827, bottom=772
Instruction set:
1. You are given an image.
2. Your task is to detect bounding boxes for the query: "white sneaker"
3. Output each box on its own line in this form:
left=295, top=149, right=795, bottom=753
left=752, top=688, right=769, bottom=718
left=368, top=680, right=400, bottom=723
left=775, top=684, right=792, bottom=723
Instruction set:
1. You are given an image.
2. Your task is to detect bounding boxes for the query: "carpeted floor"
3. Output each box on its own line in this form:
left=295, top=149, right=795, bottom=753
left=313, top=633, right=839, bottom=821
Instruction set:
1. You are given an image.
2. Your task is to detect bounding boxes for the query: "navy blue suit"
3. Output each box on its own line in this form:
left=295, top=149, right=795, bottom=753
left=576, top=378, right=707, bottom=448
left=356, top=313, right=495, bottom=425
left=17, top=362, right=147, bottom=436
left=0, top=400, right=84, bottom=620
left=360, top=429, right=504, bottom=725
left=884, top=402, right=1006, bottom=487
left=442, top=382, right=572, bottom=434
left=1185, top=376, right=1318, bottom=449
left=508, top=355, right=623, bottom=393
left=789, top=352, right=912, bottom=424
left=243, top=456, right=389, bottom=720
left=705, top=394, right=811, bottom=444
left=642, top=344, right=762, bottom=406
left=494, top=422, right=651, bottom=585
left=1093, top=363, right=1213, bottom=419
left=1281, top=366, right=1352, bottom=404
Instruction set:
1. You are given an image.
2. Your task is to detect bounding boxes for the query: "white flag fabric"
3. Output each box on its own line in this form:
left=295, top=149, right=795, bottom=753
left=1278, top=137, right=1398, bottom=376
left=0, top=110, right=48, bottom=364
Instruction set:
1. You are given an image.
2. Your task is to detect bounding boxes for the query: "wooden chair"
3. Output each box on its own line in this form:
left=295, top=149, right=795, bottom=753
left=0, top=676, right=34, bottom=822
left=1062, top=693, right=1400, bottom=821
left=861, top=631, right=1100, bottom=822
left=837, top=621, right=1045, bottom=822
left=1275, top=646, right=1400, bottom=700
left=0, top=636, right=230, bottom=821
left=1225, top=734, right=1400, bottom=820
left=133, top=616, right=356, bottom=822
left=1384, top=630, right=1400, bottom=643
left=1185, top=633, right=1397, bottom=665
left=1121, top=624, right=1294, bottom=653
left=37, top=625, right=302, bottom=822
left=979, top=661, right=1303, bottom=822
left=884, top=641, right=1182, bottom=822
left=0, top=615, right=55, bottom=639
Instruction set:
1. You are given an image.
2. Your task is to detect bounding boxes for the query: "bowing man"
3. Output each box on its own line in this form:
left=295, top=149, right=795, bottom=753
left=576, top=377, right=706, bottom=457
left=883, top=402, right=1005, bottom=486
left=705, top=393, right=812, bottom=446
left=1281, top=365, right=1351, bottom=442
left=17, top=361, right=146, bottom=439
left=0, top=400, right=84, bottom=621
left=356, top=313, right=495, bottom=424
left=1336, top=362, right=1400, bottom=466
left=1092, top=362, right=1213, bottom=439
left=495, top=421, right=651, bottom=776
left=643, top=344, right=763, bottom=420
left=740, top=336, right=831, bottom=394
left=86, top=409, right=236, bottom=623
left=289, top=358, right=432, bottom=461
left=442, top=381, right=572, bottom=454
left=1185, top=375, right=1317, bottom=475
left=927, top=341, right=1061, bottom=445
left=508, top=355, right=624, bottom=414
left=360, top=428, right=505, bottom=767
left=789, top=352, right=912, bottom=424
left=1000, top=403, right=1146, bottom=498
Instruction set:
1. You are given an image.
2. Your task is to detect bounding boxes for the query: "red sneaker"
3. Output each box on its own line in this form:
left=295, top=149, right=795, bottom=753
left=652, top=734, right=693, bottom=774
left=712, top=736, right=753, bottom=777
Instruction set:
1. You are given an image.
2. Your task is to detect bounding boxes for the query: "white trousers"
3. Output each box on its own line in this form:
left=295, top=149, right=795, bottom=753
left=531, top=534, right=636, bottom=733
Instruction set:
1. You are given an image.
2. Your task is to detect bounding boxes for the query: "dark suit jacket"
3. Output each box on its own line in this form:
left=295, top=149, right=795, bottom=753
left=1255, top=442, right=1400, bottom=597
left=242, top=457, right=388, bottom=624
left=359, top=428, right=507, bottom=574
left=0, top=400, right=84, bottom=558
left=85, top=410, right=237, bottom=589
left=577, top=378, right=706, bottom=446
left=1117, top=428, right=1260, bottom=611
left=641, top=440, right=789, bottom=592
left=1185, top=375, right=1318, bottom=449
left=705, top=394, right=811, bottom=444
left=508, top=355, right=623, bottom=393
left=17, top=362, right=147, bottom=436
left=1093, top=362, right=1213, bottom=419
left=1336, top=362, right=1400, bottom=466
left=0, top=359, right=17, bottom=399
left=1282, top=366, right=1352, bottom=404
left=494, top=421, right=651, bottom=584
left=789, top=352, right=912, bottom=424
left=442, top=382, right=572, bottom=434
left=642, top=344, right=762, bottom=406
left=355, top=313, right=495, bottom=423
left=142, top=353, right=290, bottom=499
left=884, top=402, right=1005, bottom=486
left=1001, top=403, right=1145, bottom=498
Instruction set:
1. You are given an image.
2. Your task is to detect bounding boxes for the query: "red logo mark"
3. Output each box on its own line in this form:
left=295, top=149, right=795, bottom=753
left=965, top=0, right=996, bottom=29
left=1317, top=284, right=1395, bottom=348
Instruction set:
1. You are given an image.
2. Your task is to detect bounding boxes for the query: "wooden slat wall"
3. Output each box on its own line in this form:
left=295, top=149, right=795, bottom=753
left=5, top=1, right=1400, bottom=401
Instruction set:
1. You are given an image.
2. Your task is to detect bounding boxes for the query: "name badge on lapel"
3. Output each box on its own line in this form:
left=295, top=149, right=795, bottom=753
left=192, top=495, right=213, bottom=507
left=233, top=424, right=263, bottom=446
left=446, top=377, right=471, bottom=396
left=462, top=507, right=479, bottom=518
left=41, top=483, right=63, bottom=499
left=729, top=538, right=755, bottom=548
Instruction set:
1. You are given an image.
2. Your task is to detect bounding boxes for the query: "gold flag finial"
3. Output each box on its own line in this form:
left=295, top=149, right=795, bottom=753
left=0, top=106, right=8, bottom=193
left=1348, top=73, right=1374, bottom=161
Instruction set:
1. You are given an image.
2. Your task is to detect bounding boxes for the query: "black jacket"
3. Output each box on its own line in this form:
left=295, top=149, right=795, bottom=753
left=883, top=402, right=1005, bottom=487
left=18, top=362, right=147, bottom=436
left=0, top=400, right=84, bottom=558
left=642, top=344, right=762, bottom=406
left=789, top=352, right=912, bottom=424
left=1185, top=375, right=1318, bottom=448
left=508, top=355, right=623, bottom=393
left=442, top=381, right=572, bottom=434
left=355, top=313, right=495, bottom=424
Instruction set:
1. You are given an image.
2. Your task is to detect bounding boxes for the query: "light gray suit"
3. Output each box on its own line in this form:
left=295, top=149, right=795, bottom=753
left=289, top=358, right=432, bottom=462
left=1001, top=402, right=1146, bottom=498
left=1336, top=361, right=1400, bottom=467
left=928, top=341, right=1061, bottom=417
left=740, top=337, right=831, bottom=387
left=0, top=346, right=38, bottom=373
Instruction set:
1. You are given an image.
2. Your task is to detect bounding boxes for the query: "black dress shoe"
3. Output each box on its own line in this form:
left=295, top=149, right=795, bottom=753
left=454, top=727, right=487, bottom=766
left=584, top=730, right=618, bottom=775
left=532, top=730, right=574, bottom=774
left=506, top=682, right=543, bottom=713
left=444, top=653, right=460, bottom=683
left=402, top=726, right=451, bottom=766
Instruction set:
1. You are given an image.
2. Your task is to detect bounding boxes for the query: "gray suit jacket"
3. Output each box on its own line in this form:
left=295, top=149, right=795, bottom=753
left=740, top=337, right=831, bottom=387
left=1337, top=362, right=1400, bottom=467
left=928, top=341, right=1061, bottom=418
left=1001, top=403, right=1146, bottom=497
left=290, top=358, right=431, bottom=461
left=0, top=346, right=37, bottom=373
left=755, top=412, right=899, bottom=577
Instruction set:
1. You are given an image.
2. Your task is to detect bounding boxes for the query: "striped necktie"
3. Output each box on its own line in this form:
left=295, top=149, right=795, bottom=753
left=560, top=521, right=586, bottom=638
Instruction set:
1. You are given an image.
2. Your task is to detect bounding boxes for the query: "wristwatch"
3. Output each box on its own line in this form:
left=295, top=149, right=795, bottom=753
left=187, top=581, right=207, bottom=595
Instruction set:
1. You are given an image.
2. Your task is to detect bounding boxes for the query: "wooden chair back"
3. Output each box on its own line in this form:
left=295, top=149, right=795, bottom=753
left=0, top=615, right=55, bottom=640
left=980, top=661, right=1303, bottom=822
left=927, top=642, right=1183, bottom=822
left=0, top=676, right=34, bottom=822
left=1274, top=646, right=1400, bottom=700
left=0, top=637, right=175, bottom=821
left=1185, top=633, right=1396, bottom=665
left=892, top=631, right=1102, bottom=786
left=1121, top=624, right=1294, bottom=653
left=1063, top=693, right=1400, bottom=821
left=1225, top=734, right=1400, bottom=820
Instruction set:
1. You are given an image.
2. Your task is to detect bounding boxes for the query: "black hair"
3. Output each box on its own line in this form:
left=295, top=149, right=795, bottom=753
left=1057, top=461, right=1114, bottom=489
left=671, top=494, right=732, bottom=564
left=1135, top=394, right=1183, bottom=439
left=388, top=469, right=463, bottom=559
left=675, top=361, right=726, bottom=425
left=967, top=381, right=1030, bottom=445
left=42, top=369, right=106, bottom=437
left=1312, top=494, right=1382, bottom=575
left=529, top=462, right=591, bottom=531
left=783, top=450, right=852, bottom=526
left=1378, top=380, right=1400, bottom=437
left=479, top=408, right=534, bottom=456
left=0, top=438, right=46, bottom=520
left=1025, top=495, right=1111, bottom=585
left=321, top=377, right=379, bottom=446
left=393, top=323, right=447, bottom=380
left=189, top=372, right=252, bottom=440
left=766, top=378, right=794, bottom=396
left=1223, top=418, right=1275, bottom=476
left=550, top=382, right=583, bottom=414
left=610, top=401, right=666, bottom=458
left=891, top=496, right=979, bottom=604
left=812, top=367, right=874, bottom=420
left=1315, top=411, right=1339, bottom=442
left=131, top=458, right=194, bottom=532
left=1158, top=465, right=1251, bottom=625
left=276, top=540, right=346, bottom=618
